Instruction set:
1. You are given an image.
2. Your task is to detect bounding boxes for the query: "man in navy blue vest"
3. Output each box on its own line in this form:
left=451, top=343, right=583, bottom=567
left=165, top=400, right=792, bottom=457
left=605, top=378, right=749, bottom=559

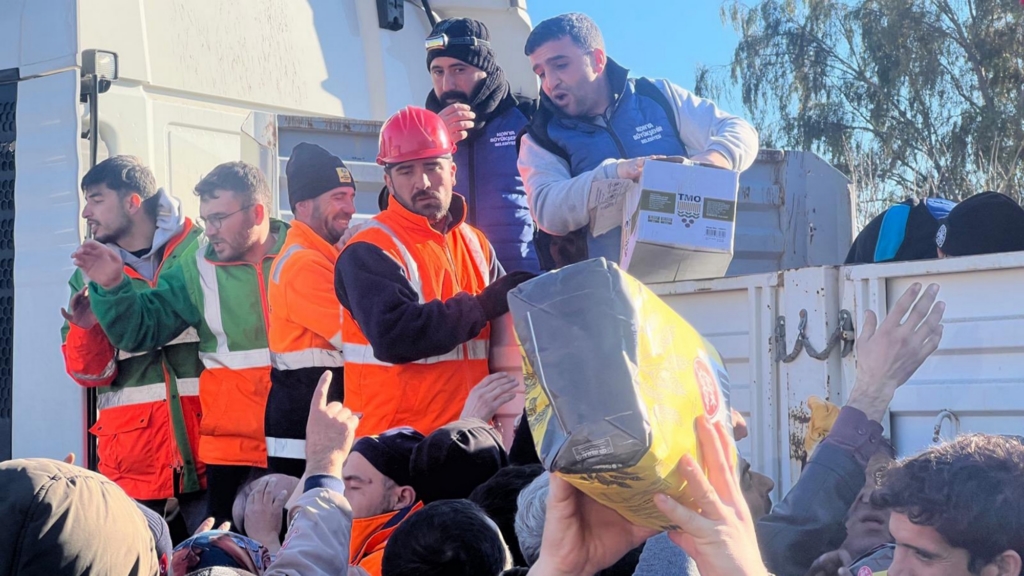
left=421, top=18, right=540, bottom=273
left=518, top=13, right=760, bottom=268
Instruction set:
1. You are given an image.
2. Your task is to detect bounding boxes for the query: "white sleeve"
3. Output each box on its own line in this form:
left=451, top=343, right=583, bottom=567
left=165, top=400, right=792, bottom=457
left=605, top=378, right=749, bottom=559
left=518, top=133, right=620, bottom=236
left=653, top=79, right=760, bottom=172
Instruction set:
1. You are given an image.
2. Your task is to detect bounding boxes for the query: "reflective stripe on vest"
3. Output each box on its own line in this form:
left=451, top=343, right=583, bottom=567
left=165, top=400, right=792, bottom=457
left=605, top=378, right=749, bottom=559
left=71, top=357, right=117, bottom=383
left=360, top=220, right=425, bottom=303
left=199, top=349, right=271, bottom=371
left=459, top=224, right=491, bottom=283
left=266, top=437, right=306, bottom=460
left=343, top=339, right=489, bottom=368
left=97, top=377, right=200, bottom=410
left=117, top=327, right=201, bottom=361
left=270, top=348, right=344, bottom=371
left=271, top=243, right=304, bottom=284
left=195, top=243, right=231, bottom=354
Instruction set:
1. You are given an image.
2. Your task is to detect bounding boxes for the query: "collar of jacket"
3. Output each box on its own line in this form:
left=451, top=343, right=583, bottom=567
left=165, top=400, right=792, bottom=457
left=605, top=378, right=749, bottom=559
left=350, top=502, right=423, bottom=564
left=537, top=56, right=631, bottom=121
left=122, top=217, right=198, bottom=284
left=383, top=192, right=469, bottom=239
left=203, top=218, right=291, bottom=263
left=287, top=219, right=340, bottom=261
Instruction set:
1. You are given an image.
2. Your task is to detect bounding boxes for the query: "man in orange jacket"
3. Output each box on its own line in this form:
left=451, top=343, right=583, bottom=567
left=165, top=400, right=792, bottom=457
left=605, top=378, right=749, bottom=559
left=345, top=428, right=424, bottom=576
left=266, top=143, right=354, bottom=476
left=334, top=106, right=535, bottom=437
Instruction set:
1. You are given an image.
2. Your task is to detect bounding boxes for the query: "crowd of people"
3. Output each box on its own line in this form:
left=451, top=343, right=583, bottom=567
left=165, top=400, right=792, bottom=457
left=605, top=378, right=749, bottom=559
left=2, top=10, right=1022, bottom=576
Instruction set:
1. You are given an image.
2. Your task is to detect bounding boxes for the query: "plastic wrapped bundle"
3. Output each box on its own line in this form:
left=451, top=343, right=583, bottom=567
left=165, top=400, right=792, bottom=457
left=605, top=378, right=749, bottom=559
left=508, top=258, right=734, bottom=530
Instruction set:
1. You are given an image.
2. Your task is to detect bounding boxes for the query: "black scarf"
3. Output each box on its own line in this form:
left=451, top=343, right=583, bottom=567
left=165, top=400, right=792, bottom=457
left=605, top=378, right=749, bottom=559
left=425, top=68, right=516, bottom=141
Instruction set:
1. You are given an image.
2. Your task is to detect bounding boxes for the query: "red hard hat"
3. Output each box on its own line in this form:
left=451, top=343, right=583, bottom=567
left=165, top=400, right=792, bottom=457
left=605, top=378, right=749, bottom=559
left=377, top=106, right=457, bottom=166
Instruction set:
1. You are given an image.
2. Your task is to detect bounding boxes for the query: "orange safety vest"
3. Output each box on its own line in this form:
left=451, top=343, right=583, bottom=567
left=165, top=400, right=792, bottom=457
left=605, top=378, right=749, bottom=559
left=266, top=221, right=345, bottom=461
left=349, top=502, right=423, bottom=576
left=340, top=196, right=493, bottom=436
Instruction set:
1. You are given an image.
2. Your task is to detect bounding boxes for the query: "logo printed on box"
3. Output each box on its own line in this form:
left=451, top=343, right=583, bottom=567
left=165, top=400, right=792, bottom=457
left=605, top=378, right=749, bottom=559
left=676, top=193, right=702, bottom=227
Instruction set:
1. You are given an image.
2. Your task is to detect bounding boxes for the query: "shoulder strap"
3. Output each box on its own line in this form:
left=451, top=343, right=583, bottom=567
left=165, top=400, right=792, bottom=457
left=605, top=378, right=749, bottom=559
left=634, top=77, right=681, bottom=143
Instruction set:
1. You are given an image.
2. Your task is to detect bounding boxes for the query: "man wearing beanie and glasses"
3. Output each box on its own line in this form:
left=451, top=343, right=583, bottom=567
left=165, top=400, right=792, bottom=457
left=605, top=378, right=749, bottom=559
left=344, top=428, right=425, bottom=576
left=422, top=17, right=540, bottom=273
left=935, top=191, right=1024, bottom=258
left=265, top=143, right=355, bottom=477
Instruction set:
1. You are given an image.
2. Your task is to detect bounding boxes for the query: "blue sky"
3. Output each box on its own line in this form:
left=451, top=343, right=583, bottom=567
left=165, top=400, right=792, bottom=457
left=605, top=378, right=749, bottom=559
left=527, top=0, right=745, bottom=111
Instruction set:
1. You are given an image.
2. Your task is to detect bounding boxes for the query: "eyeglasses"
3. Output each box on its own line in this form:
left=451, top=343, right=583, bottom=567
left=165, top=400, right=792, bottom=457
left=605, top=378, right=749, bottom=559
left=199, top=205, right=253, bottom=231
left=166, top=530, right=271, bottom=576
left=425, top=33, right=491, bottom=52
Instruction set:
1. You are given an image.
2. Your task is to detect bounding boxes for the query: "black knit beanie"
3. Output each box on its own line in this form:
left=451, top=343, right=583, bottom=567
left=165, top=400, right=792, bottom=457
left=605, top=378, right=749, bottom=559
left=935, top=191, right=1024, bottom=257
left=425, top=18, right=499, bottom=75
left=284, top=142, right=355, bottom=212
left=351, top=427, right=425, bottom=488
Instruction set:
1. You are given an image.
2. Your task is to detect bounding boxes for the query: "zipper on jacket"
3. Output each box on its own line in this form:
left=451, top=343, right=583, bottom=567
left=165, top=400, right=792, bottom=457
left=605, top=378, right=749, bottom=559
left=442, top=238, right=462, bottom=290
left=254, top=263, right=272, bottom=336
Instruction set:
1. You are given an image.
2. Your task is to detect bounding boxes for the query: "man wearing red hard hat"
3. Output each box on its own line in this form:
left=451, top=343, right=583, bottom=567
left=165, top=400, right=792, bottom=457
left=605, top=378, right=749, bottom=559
left=333, top=106, right=535, bottom=437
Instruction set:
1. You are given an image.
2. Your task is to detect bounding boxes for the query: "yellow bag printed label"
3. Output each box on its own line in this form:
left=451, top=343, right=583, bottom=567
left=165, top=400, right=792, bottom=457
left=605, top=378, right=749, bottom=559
left=511, top=258, right=735, bottom=530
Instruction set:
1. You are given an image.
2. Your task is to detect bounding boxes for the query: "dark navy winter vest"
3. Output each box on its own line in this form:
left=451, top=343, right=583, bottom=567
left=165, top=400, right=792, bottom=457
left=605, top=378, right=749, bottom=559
left=530, top=59, right=687, bottom=262
left=454, top=105, right=539, bottom=273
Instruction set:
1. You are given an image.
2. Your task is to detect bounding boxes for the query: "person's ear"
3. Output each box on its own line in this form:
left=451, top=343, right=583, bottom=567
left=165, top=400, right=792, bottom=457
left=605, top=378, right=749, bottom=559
left=126, top=193, right=143, bottom=214
left=590, top=47, right=607, bottom=75
left=990, top=550, right=1022, bottom=576
left=252, top=203, right=267, bottom=225
left=394, top=485, right=417, bottom=509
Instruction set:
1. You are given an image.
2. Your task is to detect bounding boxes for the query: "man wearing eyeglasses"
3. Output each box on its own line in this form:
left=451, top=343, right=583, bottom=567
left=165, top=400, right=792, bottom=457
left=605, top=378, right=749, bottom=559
left=518, top=12, right=760, bottom=267
left=73, top=160, right=291, bottom=527
left=60, top=155, right=207, bottom=534
left=421, top=17, right=540, bottom=273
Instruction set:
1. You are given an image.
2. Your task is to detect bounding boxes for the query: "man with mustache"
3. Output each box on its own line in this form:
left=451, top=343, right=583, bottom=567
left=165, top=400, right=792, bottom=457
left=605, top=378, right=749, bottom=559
left=335, top=106, right=535, bottom=437
left=518, top=12, right=759, bottom=267
left=60, top=155, right=207, bottom=533
left=422, top=17, right=540, bottom=273
left=264, top=143, right=356, bottom=477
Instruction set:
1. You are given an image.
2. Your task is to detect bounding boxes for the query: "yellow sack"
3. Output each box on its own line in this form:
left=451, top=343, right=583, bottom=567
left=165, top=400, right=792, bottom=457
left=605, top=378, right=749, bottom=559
left=508, top=258, right=735, bottom=530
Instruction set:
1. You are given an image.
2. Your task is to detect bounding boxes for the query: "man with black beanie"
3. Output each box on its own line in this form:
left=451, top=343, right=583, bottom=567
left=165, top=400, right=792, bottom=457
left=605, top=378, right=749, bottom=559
left=345, top=427, right=424, bottom=576
left=265, top=142, right=354, bottom=476
left=935, top=191, right=1024, bottom=258
left=423, top=17, right=540, bottom=273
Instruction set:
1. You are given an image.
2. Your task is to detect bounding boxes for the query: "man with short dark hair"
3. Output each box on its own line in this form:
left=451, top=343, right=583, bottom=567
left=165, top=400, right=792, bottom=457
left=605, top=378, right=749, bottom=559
left=872, top=434, right=1024, bottom=576
left=381, top=499, right=512, bottom=576
left=423, top=17, right=539, bottom=273
left=60, top=155, right=207, bottom=533
left=345, top=428, right=424, bottom=576
left=265, top=143, right=354, bottom=477
left=73, top=161, right=290, bottom=525
left=518, top=12, right=759, bottom=267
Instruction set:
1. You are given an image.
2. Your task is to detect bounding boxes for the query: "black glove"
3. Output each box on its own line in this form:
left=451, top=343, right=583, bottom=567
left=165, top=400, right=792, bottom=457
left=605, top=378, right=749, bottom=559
left=475, top=271, right=537, bottom=321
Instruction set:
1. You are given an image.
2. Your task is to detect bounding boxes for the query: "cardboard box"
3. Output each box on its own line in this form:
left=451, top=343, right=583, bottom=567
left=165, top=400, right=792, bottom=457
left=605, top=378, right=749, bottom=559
left=620, top=158, right=739, bottom=283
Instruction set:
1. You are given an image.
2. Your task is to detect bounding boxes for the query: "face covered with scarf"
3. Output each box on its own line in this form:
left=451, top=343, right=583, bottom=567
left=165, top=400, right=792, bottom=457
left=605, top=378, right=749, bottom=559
left=425, top=18, right=512, bottom=143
